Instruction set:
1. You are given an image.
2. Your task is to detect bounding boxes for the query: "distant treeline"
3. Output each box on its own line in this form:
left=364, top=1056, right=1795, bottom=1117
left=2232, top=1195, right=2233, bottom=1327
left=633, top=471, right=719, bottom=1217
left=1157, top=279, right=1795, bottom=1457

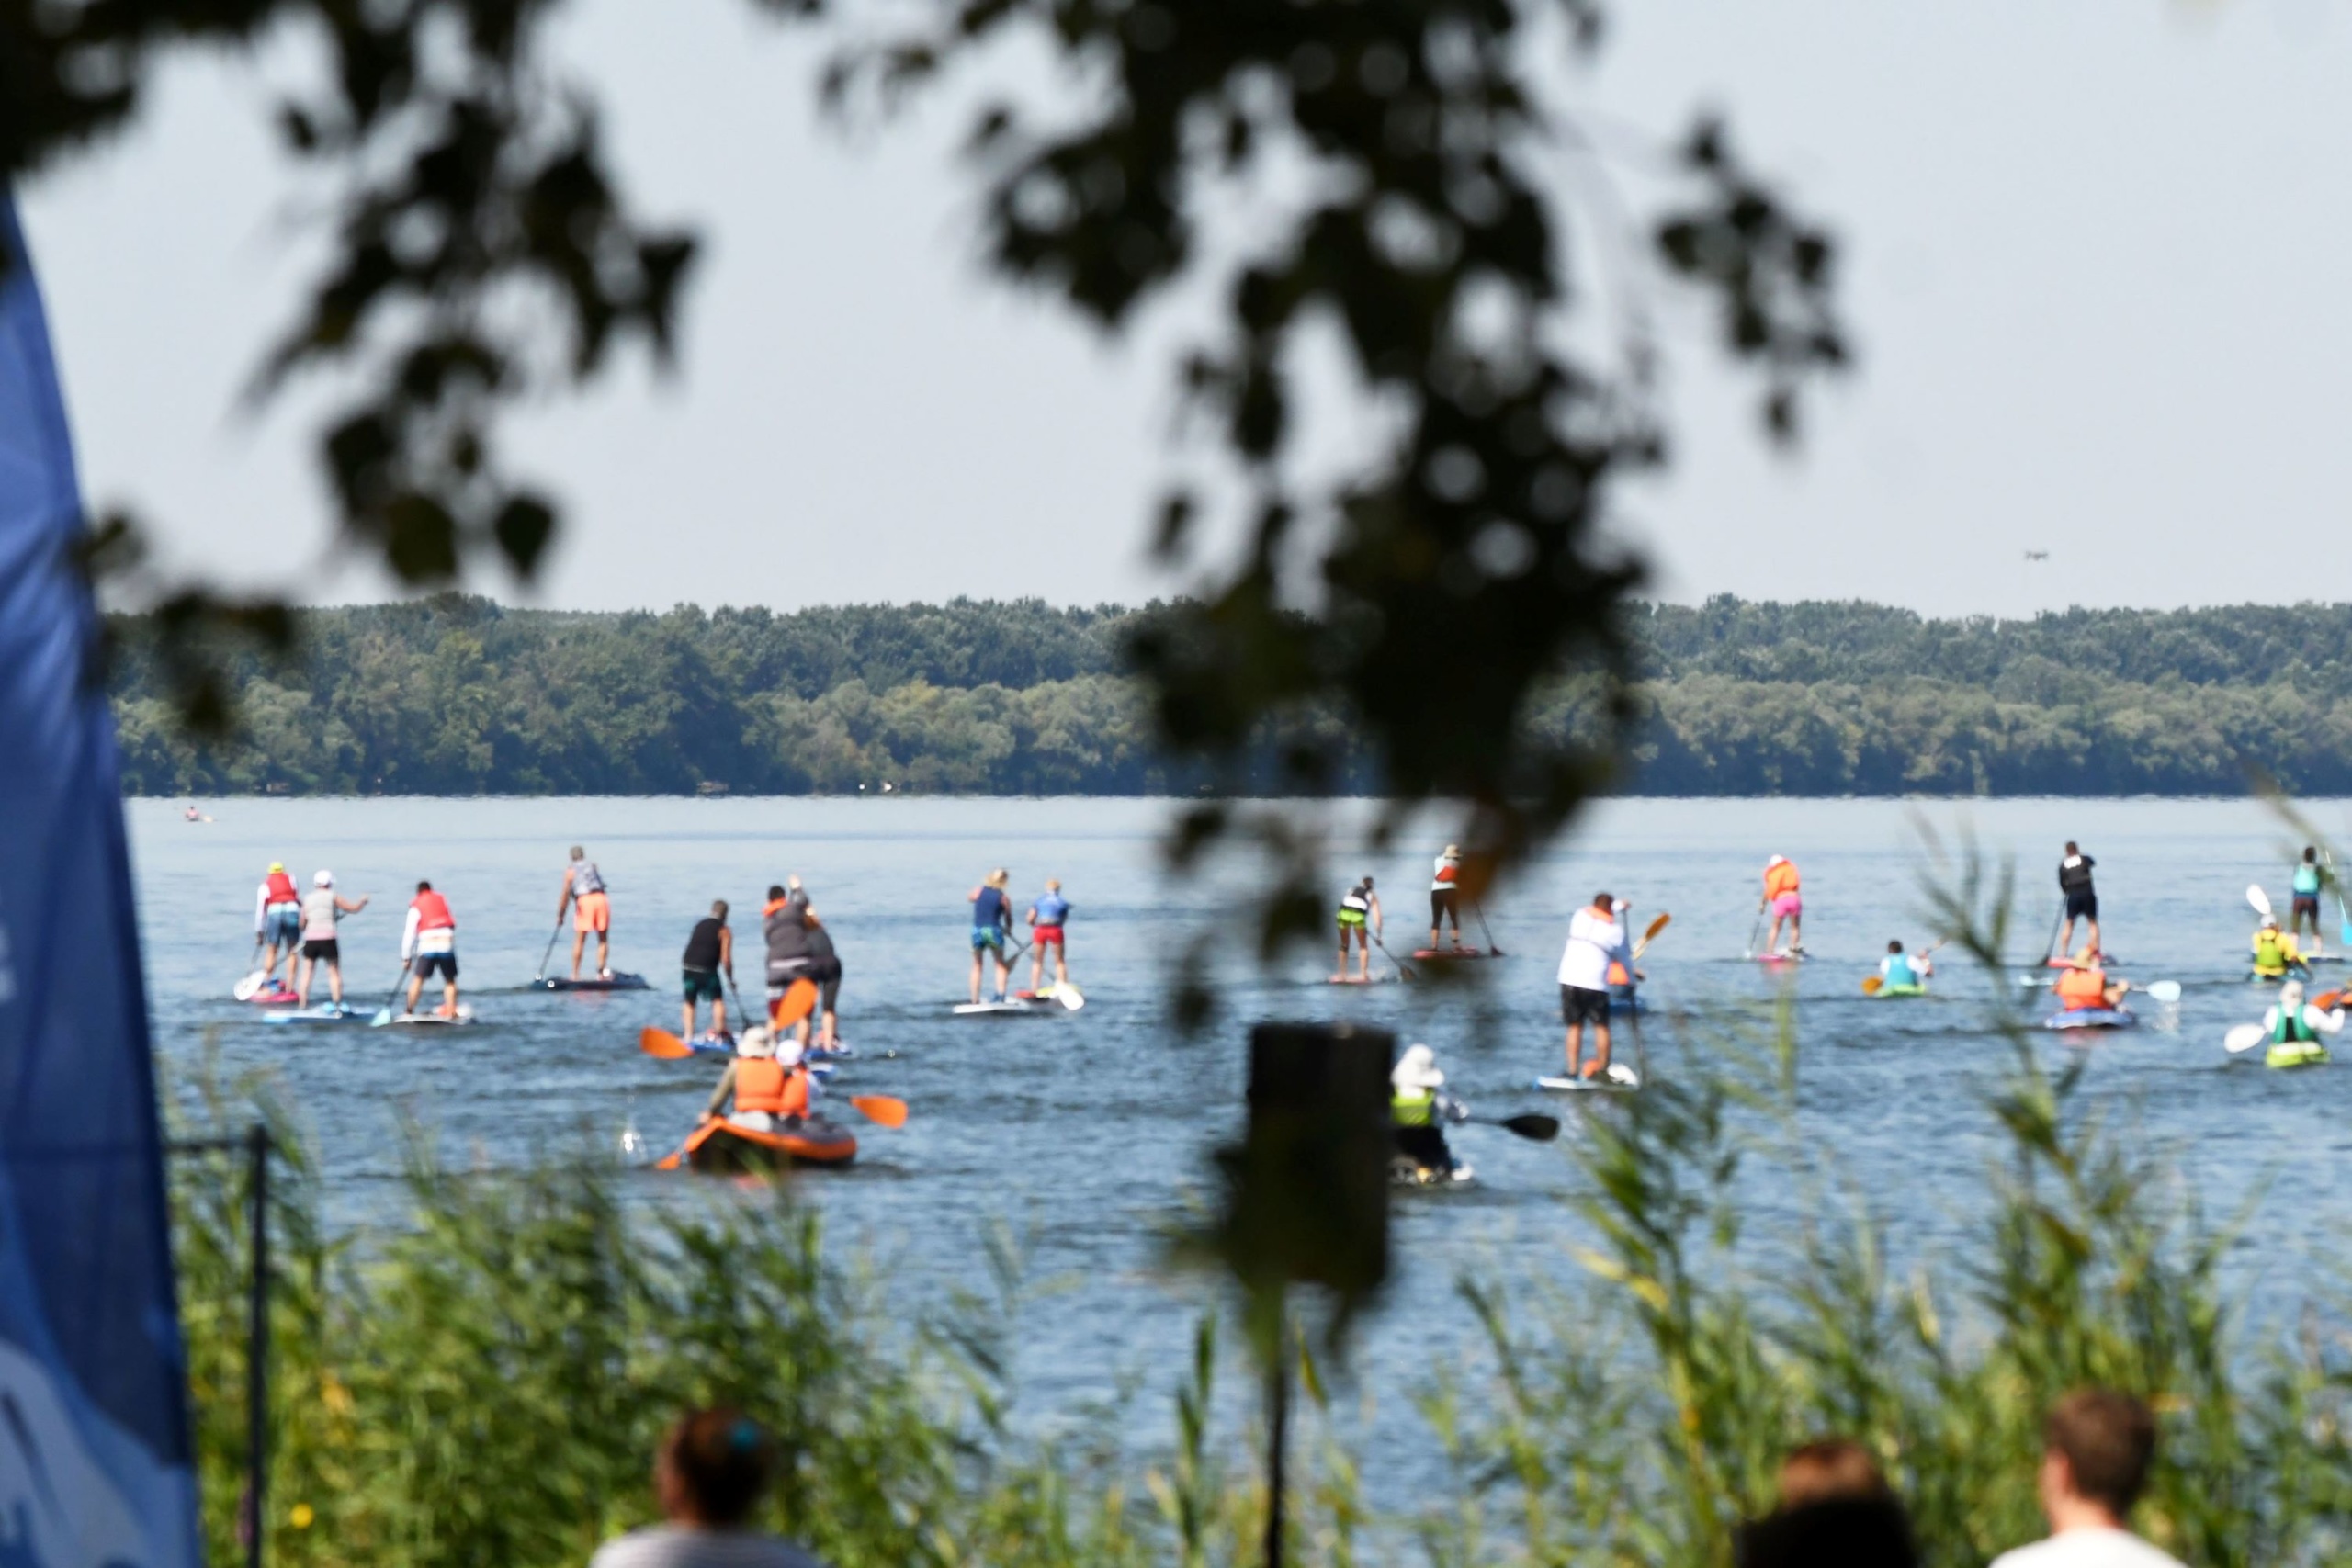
left=108, top=595, right=2352, bottom=796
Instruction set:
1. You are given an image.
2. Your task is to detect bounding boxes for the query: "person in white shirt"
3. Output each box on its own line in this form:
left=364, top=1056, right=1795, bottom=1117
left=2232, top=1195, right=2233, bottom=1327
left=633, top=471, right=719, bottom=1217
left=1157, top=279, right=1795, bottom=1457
left=589, top=1409, right=830, bottom=1568
left=1429, top=844, right=1464, bottom=952
left=1990, top=1390, right=2185, bottom=1568
left=1556, top=891, right=1627, bottom=1081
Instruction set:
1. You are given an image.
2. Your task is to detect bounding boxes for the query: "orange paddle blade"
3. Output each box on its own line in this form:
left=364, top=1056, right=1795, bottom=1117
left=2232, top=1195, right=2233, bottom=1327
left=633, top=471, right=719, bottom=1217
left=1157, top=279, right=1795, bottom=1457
left=849, top=1095, right=908, bottom=1129
left=639, top=1027, right=694, bottom=1060
left=1860, top=976, right=1883, bottom=996
left=770, top=978, right=820, bottom=1028
left=1643, top=912, right=1671, bottom=943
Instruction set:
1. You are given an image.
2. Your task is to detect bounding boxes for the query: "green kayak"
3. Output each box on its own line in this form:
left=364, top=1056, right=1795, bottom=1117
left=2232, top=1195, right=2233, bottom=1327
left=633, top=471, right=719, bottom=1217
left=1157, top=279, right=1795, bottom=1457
left=1871, top=983, right=1928, bottom=999
left=2267, top=1040, right=2329, bottom=1070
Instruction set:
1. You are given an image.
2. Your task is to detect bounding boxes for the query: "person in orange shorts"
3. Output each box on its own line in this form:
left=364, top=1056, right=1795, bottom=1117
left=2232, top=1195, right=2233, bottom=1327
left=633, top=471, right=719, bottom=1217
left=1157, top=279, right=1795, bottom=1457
left=2052, top=947, right=2130, bottom=1012
left=559, top=844, right=615, bottom=980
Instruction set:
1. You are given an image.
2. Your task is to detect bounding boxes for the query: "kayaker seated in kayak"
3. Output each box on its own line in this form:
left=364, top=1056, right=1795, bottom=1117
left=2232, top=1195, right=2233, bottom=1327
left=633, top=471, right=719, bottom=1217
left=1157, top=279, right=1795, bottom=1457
left=2265, top=979, right=2345, bottom=1065
left=702, top=1027, right=817, bottom=1134
left=2052, top=949, right=2128, bottom=1012
left=1390, top=1043, right=1468, bottom=1180
left=1880, top=940, right=1933, bottom=991
left=2252, top=915, right=2310, bottom=980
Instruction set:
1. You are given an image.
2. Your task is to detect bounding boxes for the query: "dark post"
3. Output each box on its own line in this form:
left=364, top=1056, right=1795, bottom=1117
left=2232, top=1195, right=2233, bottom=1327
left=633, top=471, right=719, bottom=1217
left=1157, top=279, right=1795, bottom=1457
left=1264, top=1311, right=1289, bottom=1568
left=244, top=1123, right=270, bottom=1568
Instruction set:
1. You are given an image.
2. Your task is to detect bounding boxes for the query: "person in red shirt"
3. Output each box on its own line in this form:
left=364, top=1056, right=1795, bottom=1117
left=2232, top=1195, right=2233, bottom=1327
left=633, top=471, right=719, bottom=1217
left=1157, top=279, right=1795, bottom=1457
left=401, top=880, right=461, bottom=1019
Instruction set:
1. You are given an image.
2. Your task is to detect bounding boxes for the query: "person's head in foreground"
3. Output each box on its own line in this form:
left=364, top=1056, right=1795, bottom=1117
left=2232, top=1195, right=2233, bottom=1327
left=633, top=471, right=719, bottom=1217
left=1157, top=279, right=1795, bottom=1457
left=1736, top=1438, right=1915, bottom=1568
left=1988, top=1389, right=2180, bottom=1568
left=658, top=1409, right=771, bottom=1528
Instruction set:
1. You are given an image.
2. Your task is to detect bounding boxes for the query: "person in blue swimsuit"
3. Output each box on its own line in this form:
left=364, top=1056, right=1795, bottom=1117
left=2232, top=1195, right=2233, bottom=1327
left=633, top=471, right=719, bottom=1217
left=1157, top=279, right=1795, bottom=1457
left=1027, top=878, right=1071, bottom=994
left=968, top=868, right=1014, bottom=1004
left=2290, top=846, right=2326, bottom=953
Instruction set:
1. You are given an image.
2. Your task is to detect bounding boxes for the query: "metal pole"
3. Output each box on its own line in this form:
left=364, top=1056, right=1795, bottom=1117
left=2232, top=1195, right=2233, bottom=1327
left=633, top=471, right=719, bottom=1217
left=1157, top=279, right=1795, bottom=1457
left=1263, top=1311, right=1287, bottom=1568
left=244, top=1123, right=270, bottom=1568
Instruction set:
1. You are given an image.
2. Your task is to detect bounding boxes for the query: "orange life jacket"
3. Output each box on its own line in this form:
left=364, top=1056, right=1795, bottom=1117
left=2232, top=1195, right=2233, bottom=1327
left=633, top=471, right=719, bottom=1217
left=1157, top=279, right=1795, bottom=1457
left=413, top=889, right=455, bottom=931
left=1607, top=959, right=1631, bottom=987
left=2054, top=966, right=2107, bottom=1010
left=265, top=871, right=299, bottom=905
left=735, top=1059, right=809, bottom=1118
left=1764, top=862, right=1801, bottom=899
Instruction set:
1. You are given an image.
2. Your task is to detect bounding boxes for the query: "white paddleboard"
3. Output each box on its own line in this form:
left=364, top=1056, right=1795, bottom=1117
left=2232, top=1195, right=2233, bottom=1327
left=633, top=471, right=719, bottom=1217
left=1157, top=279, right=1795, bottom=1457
left=262, top=1005, right=365, bottom=1024
left=1537, top=1064, right=1642, bottom=1092
left=952, top=1000, right=1055, bottom=1016
left=386, top=1006, right=477, bottom=1026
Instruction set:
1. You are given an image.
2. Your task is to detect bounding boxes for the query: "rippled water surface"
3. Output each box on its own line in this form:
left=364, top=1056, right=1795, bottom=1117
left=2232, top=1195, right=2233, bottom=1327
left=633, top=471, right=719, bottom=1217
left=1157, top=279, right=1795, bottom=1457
left=130, top=795, right=2352, bottom=1467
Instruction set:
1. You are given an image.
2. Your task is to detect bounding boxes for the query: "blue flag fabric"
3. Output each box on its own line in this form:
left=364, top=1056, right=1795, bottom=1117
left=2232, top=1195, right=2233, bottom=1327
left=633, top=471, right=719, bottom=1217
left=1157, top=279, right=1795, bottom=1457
left=0, top=198, right=198, bottom=1568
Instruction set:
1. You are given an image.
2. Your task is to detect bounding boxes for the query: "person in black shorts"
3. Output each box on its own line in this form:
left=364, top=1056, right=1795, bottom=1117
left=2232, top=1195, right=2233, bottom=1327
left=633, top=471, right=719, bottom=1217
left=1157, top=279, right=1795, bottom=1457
left=680, top=900, right=734, bottom=1042
left=799, top=917, right=843, bottom=1050
left=2058, top=841, right=2099, bottom=959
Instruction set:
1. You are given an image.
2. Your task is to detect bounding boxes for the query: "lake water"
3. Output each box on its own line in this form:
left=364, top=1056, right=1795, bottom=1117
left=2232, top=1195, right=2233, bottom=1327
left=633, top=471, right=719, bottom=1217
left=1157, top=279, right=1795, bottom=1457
left=129, top=795, right=2352, bottom=1466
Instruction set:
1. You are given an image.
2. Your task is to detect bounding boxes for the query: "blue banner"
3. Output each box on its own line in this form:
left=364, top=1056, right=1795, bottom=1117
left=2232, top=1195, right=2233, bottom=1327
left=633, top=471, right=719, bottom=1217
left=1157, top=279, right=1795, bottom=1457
left=0, top=197, right=198, bottom=1568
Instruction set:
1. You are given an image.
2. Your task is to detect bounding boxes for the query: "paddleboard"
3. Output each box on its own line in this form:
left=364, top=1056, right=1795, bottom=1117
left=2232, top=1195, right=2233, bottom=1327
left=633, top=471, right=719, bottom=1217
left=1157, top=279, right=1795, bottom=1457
left=952, top=999, right=1057, bottom=1016
left=1410, top=948, right=1498, bottom=961
left=1751, top=951, right=1805, bottom=965
left=1536, top=1065, right=1642, bottom=1092
left=530, top=973, right=648, bottom=992
left=239, top=985, right=300, bottom=1007
left=386, top=1006, right=478, bottom=1026
left=261, top=1004, right=366, bottom=1024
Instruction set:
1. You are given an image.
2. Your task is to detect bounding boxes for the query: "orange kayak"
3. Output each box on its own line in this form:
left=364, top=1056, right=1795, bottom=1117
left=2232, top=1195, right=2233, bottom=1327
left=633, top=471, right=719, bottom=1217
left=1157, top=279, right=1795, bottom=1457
left=675, top=1117, right=857, bottom=1172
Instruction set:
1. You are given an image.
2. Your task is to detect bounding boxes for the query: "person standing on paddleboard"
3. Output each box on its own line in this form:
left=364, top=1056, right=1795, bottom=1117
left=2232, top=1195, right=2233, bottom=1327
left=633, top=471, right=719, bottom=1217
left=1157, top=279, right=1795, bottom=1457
left=799, top=915, right=842, bottom=1049
left=1026, top=878, right=1071, bottom=994
left=1759, top=856, right=1804, bottom=956
left=968, top=870, right=1014, bottom=1004
left=292, top=871, right=369, bottom=1010
left=1333, top=876, right=1383, bottom=983
left=2291, top=847, right=2326, bottom=953
left=764, top=881, right=815, bottom=1020
left=401, top=880, right=461, bottom=1019
left=559, top=845, right=615, bottom=981
left=682, top=900, right=735, bottom=1043
left=254, top=861, right=303, bottom=990
left=2056, top=842, right=2099, bottom=960
left=1558, top=891, right=1627, bottom=1081
left=1430, top=845, right=1464, bottom=953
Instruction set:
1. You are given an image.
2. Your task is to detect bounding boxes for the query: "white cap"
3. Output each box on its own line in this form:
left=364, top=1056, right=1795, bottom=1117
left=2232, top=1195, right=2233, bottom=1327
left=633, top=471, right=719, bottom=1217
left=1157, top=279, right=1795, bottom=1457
left=738, top=1026, right=775, bottom=1059
left=1766, top=855, right=1787, bottom=869
left=313, top=870, right=334, bottom=887
left=1611, top=897, right=1628, bottom=913
left=774, top=1037, right=806, bottom=1070
left=1392, top=1043, right=1444, bottom=1091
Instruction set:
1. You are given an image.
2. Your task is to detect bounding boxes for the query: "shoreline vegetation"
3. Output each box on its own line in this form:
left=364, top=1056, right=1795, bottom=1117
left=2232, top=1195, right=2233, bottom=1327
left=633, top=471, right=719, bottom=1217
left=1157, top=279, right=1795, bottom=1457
left=113, top=595, right=2352, bottom=798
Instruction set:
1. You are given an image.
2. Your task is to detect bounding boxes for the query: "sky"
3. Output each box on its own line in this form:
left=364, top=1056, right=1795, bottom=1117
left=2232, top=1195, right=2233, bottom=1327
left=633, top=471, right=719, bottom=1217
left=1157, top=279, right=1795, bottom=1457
left=18, top=0, right=2352, bottom=620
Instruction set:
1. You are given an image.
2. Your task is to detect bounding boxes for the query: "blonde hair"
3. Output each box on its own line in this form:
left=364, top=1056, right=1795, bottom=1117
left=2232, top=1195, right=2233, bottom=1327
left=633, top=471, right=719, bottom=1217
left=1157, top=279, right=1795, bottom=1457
left=988, top=868, right=1009, bottom=888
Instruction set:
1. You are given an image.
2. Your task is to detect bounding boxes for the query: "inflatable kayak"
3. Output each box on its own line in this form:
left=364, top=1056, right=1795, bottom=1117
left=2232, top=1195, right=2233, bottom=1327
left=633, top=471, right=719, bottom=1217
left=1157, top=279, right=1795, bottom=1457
left=1389, top=1157, right=1476, bottom=1190
left=531, top=973, right=648, bottom=992
left=2267, top=1040, right=2329, bottom=1070
left=2042, top=1007, right=2135, bottom=1032
left=680, top=1116, right=856, bottom=1172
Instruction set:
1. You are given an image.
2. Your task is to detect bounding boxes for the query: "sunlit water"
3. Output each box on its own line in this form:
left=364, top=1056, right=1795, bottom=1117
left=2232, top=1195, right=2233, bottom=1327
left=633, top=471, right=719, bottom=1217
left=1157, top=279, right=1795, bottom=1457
left=130, top=795, right=2352, bottom=1473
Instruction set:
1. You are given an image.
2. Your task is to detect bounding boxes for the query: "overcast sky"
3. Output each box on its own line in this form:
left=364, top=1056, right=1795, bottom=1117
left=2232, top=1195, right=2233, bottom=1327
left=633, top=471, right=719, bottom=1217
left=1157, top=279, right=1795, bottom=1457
left=19, top=0, right=2351, bottom=619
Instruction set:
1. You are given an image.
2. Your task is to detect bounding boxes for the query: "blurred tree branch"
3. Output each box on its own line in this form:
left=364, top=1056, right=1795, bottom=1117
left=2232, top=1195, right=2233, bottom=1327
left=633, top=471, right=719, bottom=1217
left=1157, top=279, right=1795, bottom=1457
left=4, top=0, right=1844, bottom=898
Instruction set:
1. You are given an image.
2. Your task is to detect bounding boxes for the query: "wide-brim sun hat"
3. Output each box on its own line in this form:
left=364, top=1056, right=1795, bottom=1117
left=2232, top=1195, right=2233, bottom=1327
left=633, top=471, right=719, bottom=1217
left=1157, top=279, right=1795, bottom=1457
left=738, top=1026, right=775, bottom=1059
left=1392, top=1043, right=1444, bottom=1091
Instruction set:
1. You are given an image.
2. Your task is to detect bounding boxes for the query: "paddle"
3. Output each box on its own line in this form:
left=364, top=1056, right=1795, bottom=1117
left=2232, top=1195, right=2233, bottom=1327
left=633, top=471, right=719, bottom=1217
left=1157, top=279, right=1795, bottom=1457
left=1473, top=1112, right=1559, bottom=1142
left=2333, top=853, right=2352, bottom=946
left=639, top=1027, right=696, bottom=1060
left=2225, top=1024, right=2267, bottom=1055
left=847, top=1094, right=909, bottom=1128
left=2248, top=883, right=2272, bottom=919
left=1474, top=902, right=1506, bottom=958
left=2144, top=980, right=2182, bottom=1004
left=1376, top=936, right=1416, bottom=983
left=533, top=913, right=565, bottom=983
left=1051, top=981, right=1087, bottom=1012
left=1743, top=906, right=1766, bottom=960
left=2041, top=904, right=2063, bottom=964
left=1629, top=912, right=1670, bottom=961
left=1860, top=976, right=1883, bottom=996
left=232, top=938, right=269, bottom=1001
left=768, top=977, right=820, bottom=1030
left=367, top=962, right=413, bottom=1028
